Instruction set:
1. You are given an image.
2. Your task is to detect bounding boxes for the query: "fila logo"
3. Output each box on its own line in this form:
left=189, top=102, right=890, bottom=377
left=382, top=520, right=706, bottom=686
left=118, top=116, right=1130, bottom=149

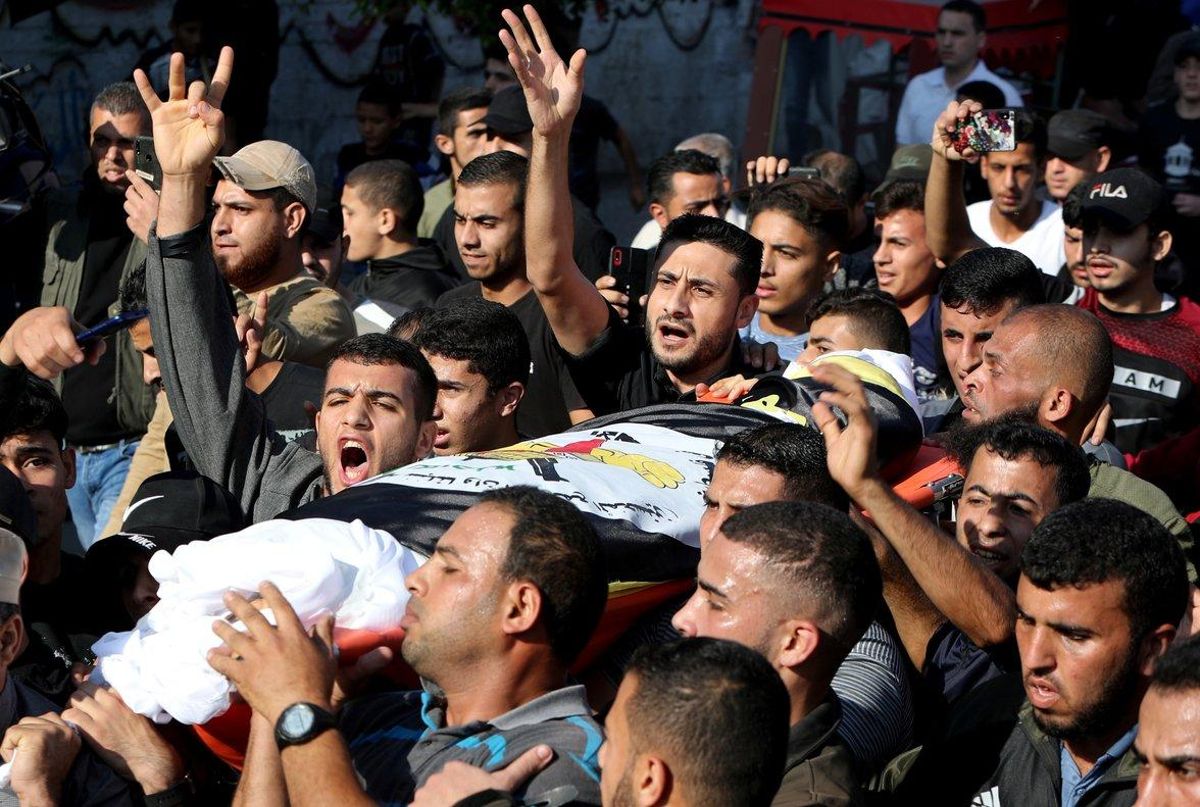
left=971, top=786, right=1001, bottom=807
left=1089, top=182, right=1127, bottom=199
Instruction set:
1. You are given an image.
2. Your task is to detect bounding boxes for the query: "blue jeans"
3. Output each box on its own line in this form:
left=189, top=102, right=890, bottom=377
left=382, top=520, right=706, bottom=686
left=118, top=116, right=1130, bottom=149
left=66, top=438, right=140, bottom=550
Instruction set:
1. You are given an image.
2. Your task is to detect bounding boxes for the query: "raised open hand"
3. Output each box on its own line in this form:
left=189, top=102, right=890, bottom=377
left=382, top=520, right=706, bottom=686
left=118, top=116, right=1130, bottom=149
left=133, top=47, right=234, bottom=178
left=499, top=5, right=585, bottom=138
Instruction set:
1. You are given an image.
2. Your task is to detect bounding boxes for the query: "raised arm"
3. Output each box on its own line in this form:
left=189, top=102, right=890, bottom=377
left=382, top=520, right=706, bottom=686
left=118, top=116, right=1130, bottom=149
left=135, top=50, right=322, bottom=521
left=810, top=363, right=1015, bottom=656
left=499, top=6, right=611, bottom=356
left=924, top=100, right=988, bottom=265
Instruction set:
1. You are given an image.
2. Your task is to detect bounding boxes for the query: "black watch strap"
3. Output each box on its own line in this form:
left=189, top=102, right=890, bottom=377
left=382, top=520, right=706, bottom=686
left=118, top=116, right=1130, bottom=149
left=274, top=702, right=338, bottom=750
left=142, top=775, right=195, bottom=807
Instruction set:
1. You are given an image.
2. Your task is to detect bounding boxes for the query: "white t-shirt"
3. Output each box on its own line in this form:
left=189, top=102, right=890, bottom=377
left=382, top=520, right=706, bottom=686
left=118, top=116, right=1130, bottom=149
left=967, top=199, right=1065, bottom=276
left=894, top=61, right=1024, bottom=146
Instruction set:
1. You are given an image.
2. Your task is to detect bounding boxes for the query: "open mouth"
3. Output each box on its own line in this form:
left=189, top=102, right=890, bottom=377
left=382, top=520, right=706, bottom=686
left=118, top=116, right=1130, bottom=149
left=969, top=546, right=1006, bottom=564
left=657, top=320, right=693, bottom=347
left=338, top=439, right=371, bottom=486
left=1025, top=677, right=1059, bottom=709
left=434, top=430, right=451, bottom=450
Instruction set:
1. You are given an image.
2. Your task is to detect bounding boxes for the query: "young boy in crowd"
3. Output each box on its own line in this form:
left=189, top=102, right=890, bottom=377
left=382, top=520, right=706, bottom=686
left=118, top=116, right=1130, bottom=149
left=341, top=159, right=455, bottom=331
left=870, top=179, right=946, bottom=399
left=740, top=177, right=849, bottom=362
left=1074, top=167, right=1200, bottom=454
left=334, top=82, right=427, bottom=195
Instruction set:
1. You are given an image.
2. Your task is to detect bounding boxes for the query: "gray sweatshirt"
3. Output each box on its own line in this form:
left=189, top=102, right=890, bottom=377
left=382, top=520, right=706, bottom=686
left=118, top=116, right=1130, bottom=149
left=146, top=222, right=324, bottom=522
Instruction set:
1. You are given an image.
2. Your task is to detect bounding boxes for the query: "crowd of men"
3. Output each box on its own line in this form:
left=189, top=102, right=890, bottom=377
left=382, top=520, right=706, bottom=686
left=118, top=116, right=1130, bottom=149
left=0, top=0, right=1196, bottom=804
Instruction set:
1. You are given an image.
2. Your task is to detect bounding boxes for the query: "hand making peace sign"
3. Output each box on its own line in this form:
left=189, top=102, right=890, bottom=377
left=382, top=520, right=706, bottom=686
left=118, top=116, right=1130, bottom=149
left=132, top=46, right=235, bottom=178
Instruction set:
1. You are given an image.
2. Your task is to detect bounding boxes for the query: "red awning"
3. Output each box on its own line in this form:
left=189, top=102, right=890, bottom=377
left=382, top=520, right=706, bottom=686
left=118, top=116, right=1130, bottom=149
left=758, top=0, right=1068, bottom=78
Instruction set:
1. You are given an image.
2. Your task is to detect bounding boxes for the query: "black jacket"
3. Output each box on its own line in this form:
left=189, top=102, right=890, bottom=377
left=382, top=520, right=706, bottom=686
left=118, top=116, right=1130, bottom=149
left=892, top=701, right=1138, bottom=806
left=346, top=240, right=457, bottom=312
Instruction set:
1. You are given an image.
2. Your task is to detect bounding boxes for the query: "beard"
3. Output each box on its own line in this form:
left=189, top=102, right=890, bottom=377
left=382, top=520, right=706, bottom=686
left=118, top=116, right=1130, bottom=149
left=215, top=232, right=283, bottom=291
left=646, top=315, right=732, bottom=377
left=1030, top=643, right=1141, bottom=742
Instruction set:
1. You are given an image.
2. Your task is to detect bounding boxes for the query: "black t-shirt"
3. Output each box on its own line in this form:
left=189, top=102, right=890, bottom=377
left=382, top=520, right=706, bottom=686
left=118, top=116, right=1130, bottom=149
left=1139, top=103, right=1200, bottom=297
left=14, top=552, right=104, bottom=704
left=432, top=196, right=615, bottom=284
left=61, top=185, right=139, bottom=446
left=568, top=96, right=620, bottom=210
left=436, top=284, right=585, bottom=437
left=335, top=141, right=429, bottom=196
left=259, top=361, right=327, bottom=442
left=562, top=306, right=753, bottom=416
left=1139, top=103, right=1200, bottom=195
left=371, top=22, right=445, bottom=147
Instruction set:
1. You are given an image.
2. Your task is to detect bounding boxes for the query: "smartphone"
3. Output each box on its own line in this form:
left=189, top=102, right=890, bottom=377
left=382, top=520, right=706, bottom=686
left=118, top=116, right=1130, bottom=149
left=951, top=109, right=1017, bottom=154
left=607, top=246, right=651, bottom=327
left=787, top=166, right=821, bottom=180
left=75, top=309, right=149, bottom=344
left=135, top=136, right=161, bottom=191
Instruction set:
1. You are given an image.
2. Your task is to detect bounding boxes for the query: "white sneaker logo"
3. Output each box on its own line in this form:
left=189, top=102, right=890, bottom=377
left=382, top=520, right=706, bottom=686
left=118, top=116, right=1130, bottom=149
left=122, top=495, right=164, bottom=524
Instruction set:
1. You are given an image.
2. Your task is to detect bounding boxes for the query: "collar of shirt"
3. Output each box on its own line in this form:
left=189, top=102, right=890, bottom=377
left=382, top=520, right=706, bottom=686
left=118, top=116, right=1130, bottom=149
left=930, top=60, right=998, bottom=93
left=418, top=684, right=594, bottom=738
left=786, top=693, right=843, bottom=770
left=1059, top=723, right=1138, bottom=807
left=650, top=339, right=753, bottom=403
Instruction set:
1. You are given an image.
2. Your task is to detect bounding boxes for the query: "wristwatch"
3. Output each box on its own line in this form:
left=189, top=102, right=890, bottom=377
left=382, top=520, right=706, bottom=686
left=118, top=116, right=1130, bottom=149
left=274, top=702, right=338, bottom=750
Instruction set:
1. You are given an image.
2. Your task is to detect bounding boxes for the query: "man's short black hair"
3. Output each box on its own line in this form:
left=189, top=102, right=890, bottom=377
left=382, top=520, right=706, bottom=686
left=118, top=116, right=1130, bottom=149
left=437, top=86, right=493, bottom=138
left=655, top=214, right=762, bottom=296
left=802, top=149, right=867, bottom=205
left=1021, top=499, right=1190, bottom=641
left=481, top=485, right=607, bottom=666
left=119, top=261, right=148, bottom=313
left=747, top=176, right=849, bottom=253
left=940, top=247, right=1046, bottom=316
left=457, top=151, right=528, bottom=210
left=625, top=637, right=790, bottom=807
left=1062, top=181, right=1087, bottom=229
left=345, top=159, right=424, bottom=235
left=720, top=501, right=882, bottom=656
left=807, top=287, right=912, bottom=355
left=326, top=334, right=438, bottom=422
left=0, top=376, right=68, bottom=445
left=956, top=80, right=1007, bottom=108
left=716, top=423, right=849, bottom=511
left=389, top=306, right=437, bottom=341
left=941, top=0, right=986, bottom=32
left=1013, top=110, right=1049, bottom=160
left=947, top=417, right=1091, bottom=510
left=92, top=81, right=148, bottom=123
left=357, top=80, right=401, bottom=115
left=646, top=149, right=721, bottom=206
left=409, top=298, right=531, bottom=393
left=872, top=179, right=925, bottom=220
left=1150, top=634, right=1200, bottom=693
